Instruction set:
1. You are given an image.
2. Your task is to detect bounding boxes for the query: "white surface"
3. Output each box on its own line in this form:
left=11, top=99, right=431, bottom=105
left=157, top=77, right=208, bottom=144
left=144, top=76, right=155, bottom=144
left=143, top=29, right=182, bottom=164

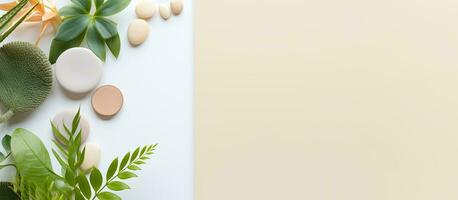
left=0, top=0, right=194, bottom=199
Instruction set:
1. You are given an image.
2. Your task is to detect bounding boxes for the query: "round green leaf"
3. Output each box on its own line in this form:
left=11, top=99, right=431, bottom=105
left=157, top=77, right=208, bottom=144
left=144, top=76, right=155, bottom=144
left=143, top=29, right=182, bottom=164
left=97, top=192, right=121, bottom=200
left=106, top=158, right=118, bottom=181
left=59, top=5, right=87, bottom=16
left=0, top=42, right=52, bottom=122
left=96, top=0, right=131, bottom=16
left=55, top=15, right=90, bottom=41
left=107, top=181, right=130, bottom=191
left=90, top=167, right=103, bottom=191
left=117, top=171, right=137, bottom=179
left=94, top=17, right=117, bottom=39
left=86, top=23, right=106, bottom=61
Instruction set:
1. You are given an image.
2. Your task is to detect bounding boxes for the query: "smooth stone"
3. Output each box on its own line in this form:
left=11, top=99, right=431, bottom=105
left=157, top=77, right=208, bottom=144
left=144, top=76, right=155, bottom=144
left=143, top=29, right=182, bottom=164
left=92, top=85, right=124, bottom=119
left=53, top=110, right=90, bottom=143
left=80, top=143, right=101, bottom=171
left=170, top=0, right=183, bottom=15
left=128, top=19, right=150, bottom=46
left=136, top=0, right=157, bottom=19
left=159, top=4, right=171, bottom=20
left=55, top=47, right=103, bottom=94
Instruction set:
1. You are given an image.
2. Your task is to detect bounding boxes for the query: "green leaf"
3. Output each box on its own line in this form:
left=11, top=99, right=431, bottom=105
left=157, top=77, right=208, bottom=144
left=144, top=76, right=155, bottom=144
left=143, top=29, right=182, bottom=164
left=95, top=0, right=104, bottom=9
left=107, top=181, right=130, bottom=191
left=94, top=17, right=117, bottom=39
left=106, top=158, right=118, bottom=181
left=59, top=5, right=87, bottom=16
left=0, top=153, right=5, bottom=163
left=65, top=166, right=75, bottom=186
left=0, top=0, right=28, bottom=33
left=55, top=15, right=90, bottom=41
left=0, top=182, right=19, bottom=200
left=140, top=145, right=147, bottom=156
left=75, top=189, right=85, bottom=200
left=97, top=191, right=121, bottom=200
left=52, top=149, right=68, bottom=169
left=90, top=167, right=103, bottom=191
left=106, top=33, right=120, bottom=58
left=49, top=29, right=86, bottom=64
left=77, top=175, right=91, bottom=199
left=51, top=122, right=68, bottom=145
left=134, top=160, right=145, bottom=165
left=119, top=152, right=130, bottom=170
left=127, top=165, right=141, bottom=170
left=86, top=23, right=106, bottom=61
left=71, top=0, right=92, bottom=12
left=117, top=171, right=137, bottom=179
left=11, top=128, right=59, bottom=183
left=0, top=3, right=38, bottom=43
left=130, top=147, right=140, bottom=162
left=71, top=108, right=81, bottom=134
left=2, top=135, right=11, bottom=152
left=96, top=0, right=131, bottom=16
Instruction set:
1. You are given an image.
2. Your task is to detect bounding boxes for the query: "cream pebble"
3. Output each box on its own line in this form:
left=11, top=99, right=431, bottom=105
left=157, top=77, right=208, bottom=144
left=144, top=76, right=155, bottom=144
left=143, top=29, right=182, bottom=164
left=55, top=48, right=103, bottom=94
left=53, top=110, right=90, bottom=144
left=136, top=0, right=157, bottom=19
left=128, top=19, right=150, bottom=46
left=170, top=0, right=183, bottom=15
left=159, top=4, right=171, bottom=20
left=80, top=143, right=101, bottom=171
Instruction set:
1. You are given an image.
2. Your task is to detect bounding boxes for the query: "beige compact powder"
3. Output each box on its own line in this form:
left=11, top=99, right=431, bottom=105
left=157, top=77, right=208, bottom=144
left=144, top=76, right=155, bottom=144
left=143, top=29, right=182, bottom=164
left=92, top=85, right=124, bottom=119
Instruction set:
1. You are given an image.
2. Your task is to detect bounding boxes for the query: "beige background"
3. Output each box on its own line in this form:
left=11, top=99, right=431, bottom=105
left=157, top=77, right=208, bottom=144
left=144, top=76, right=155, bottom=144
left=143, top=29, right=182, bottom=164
left=196, top=0, right=458, bottom=199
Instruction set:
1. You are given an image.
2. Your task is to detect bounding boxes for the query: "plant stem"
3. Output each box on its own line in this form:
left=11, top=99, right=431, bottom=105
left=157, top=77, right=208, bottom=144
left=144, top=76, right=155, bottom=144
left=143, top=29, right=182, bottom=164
left=0, top=109, right=14, bottom=123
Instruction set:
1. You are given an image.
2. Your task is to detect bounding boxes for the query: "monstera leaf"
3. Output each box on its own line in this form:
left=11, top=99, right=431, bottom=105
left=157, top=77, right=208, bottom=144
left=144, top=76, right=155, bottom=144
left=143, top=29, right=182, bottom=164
left=0, top=41, right=52, bottom=123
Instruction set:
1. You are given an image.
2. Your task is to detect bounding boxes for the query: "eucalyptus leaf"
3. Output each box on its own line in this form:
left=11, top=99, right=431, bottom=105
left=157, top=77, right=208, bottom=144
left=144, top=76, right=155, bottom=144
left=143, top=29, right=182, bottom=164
left=106, top=33, right=120, bottom=58
left=0, top=43, right=52, bottom=123
left=59, top=5, right=87, bottom=16
left=90, top=167, right=103, bottom=191
left=11, top=128, right=59, bottom=183
left=95, top=17, right=117, bottom=39
left=87, top=23, right=106, bottom=61
left=55, top=15, right=90, bottom=41
left=96, top=0, right=131, bottom=16
left=107, top=181, right=130, bottom=191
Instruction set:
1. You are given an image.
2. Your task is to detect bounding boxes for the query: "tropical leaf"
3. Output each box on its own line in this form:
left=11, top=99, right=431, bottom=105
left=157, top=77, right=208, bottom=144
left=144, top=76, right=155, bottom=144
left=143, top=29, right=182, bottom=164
left=11, top=128, right=59, bottom=183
